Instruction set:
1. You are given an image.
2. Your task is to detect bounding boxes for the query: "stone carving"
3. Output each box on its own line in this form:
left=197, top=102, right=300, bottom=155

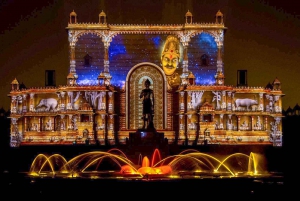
left=235, top=98, right=258, bottom=110
left=36, top=98, right=58, bottom=111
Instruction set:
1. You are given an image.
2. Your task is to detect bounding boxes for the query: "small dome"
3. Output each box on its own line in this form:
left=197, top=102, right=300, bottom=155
left=70, top=10, right=77, bottom=16
left=188, top=72, right=195, bottom=78
left=67, top=73, right=75, bottom=79
left=185, top=10, right=192, bottom=17
left=11, top=78, right=19, bottom=84
left=99, top=10, right=106, bottom=17
left=216, top=10, right=223, bottom=17
left=273, top=77, right=280, bottom=84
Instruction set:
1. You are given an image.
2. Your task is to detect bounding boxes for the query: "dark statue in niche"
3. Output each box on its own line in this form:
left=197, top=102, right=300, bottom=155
left=139, top=79, right=154, bottom=129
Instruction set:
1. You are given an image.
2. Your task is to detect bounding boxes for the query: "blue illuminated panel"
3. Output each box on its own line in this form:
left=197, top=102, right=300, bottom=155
left=75, top=33, right=218, bottom=86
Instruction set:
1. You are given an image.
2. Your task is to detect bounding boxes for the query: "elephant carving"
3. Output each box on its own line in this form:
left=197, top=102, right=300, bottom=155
left=36, top=98, right=58, bottom=111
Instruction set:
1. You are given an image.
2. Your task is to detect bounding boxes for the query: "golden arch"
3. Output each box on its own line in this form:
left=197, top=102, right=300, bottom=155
left=125, top=62, right=168, bottom=130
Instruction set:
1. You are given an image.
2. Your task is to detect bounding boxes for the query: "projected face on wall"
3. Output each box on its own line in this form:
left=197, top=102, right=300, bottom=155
left=161, top=35, right=180, bottom=76
left=75, top=33, right=218, bottom=87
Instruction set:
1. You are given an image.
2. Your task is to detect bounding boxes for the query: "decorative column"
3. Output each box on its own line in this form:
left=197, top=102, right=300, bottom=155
left=60, top=92, right=66, bottom=111
left=67, top=30, right=78, bottom=84
left=264, top=116, right=268, bottom=131
left=108, top=114, right=115, bottom=145
left=274, top=95, right=280, bottom=113
left=216, top=45, right=223, bottom=73
left=187, top=91, right=192, bottom=111
left=227, top=91, right=232, bottom=111
left=179, top=91, right=185, bottom=112
left=101, top=31, right=115, bottom=85
left=219, top=114, right=224, bottom=129
left=221, top=91, right=226, bottom=110
left=108, top=92, right=114, bottom=113
left=187, top=114, right=192, bottom=141
left=178, top=114, right=185, bottom=144
left=67, top=92, right=73, bottom=110
left=177, top=32, right=190, bottom=85
left=258, top=93, right=264, bottom=111
left=265, top=95, right=272, bottom=112
left=231, top=92, right=235, bottom=111
left=60, top=115, right=65, bottom=131
left=29, top=93, right=35, bottom=112
left=237, top=116, right=241, bottom=131
left=227, top=114, right=233, bottom=130
left=68, top=115, right=73, bottom=130
left=24, top=117, right=28, bottom=132
left=22, top=94, right=27, bottom=113
left=38, top=117, right=41, bottom=132
left=251, top=116, right=254, bottom=131
left=11, top=96, right=17, bottom=114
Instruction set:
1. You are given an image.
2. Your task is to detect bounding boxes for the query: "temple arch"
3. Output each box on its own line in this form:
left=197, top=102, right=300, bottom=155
left=125, top=62, right=168, bottom=130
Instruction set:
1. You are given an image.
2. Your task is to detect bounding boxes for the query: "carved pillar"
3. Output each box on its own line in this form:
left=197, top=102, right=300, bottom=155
left=68, top=115, right=73, bottom=130
left=187, top=114, right=193, bottom=140
left=60, top=115, right=65, bottom=131
left=11, top=96, right=17, bottom=114
left=102, top=34, right=112, bottom=85
left=38, top=117, right=41, bottom=132
left=182, top=46, right=189, bottom=75
left=179, top=91, right=185, bottom=112
left=221, top=91, right=226, bottom=110
left=258, top=93, right=264, bottom=111
left=251, top=116, right=254, bottom=131
left=237, top=116, right=241, bottom=131
left=29, top=93, right=35, bottom=112
left=227, top=114, right=232, bottom=130
left=219, top=114, right=224, bottom=129
left=216, top=46, right=223, bottom=73
left=108, top=92, right=114, bottom=113
left=68, top=30, right=78, bottom=84
left=264, top=116, right=268, bottom=131
left=265, top=95, right=271, bottom=112
left=274, top=95, right=280, bottom=113
left=21, top=94, right=27, bottom=113
left=24, top=117, right=28, bottom=132
left=67, top=92, right=73, bottom=110
left=179, top=114, right=185, bottom=142
left=227, top=91, right=232, bottom=111
left=187, top=91, right=192, bottom=111
left=60, top=92, right=66, bottom=111
left=100, top=92, right=106, bottom=110
left=231, top=92, right=235, bottom=111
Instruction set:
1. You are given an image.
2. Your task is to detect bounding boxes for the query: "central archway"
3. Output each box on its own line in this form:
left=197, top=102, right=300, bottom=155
left=125, top=62, right=168, bottom=130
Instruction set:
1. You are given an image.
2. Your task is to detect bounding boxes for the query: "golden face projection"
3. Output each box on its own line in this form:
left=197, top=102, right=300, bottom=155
left=161, top=36, right=180, bottom=76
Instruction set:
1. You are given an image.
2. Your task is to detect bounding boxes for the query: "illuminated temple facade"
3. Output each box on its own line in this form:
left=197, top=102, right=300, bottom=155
left=8, top=10, right=284, bottom=147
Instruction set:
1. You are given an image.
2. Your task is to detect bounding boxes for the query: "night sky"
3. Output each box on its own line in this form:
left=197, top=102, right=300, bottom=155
left=0, top=0, right=299, bottom=110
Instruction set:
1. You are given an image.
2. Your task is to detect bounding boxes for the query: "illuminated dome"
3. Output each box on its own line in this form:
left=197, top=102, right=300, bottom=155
left=70, top=10, right=77, bottom=16
left=11, top=78, right=19, bottom=85
left=216, top=10, right=223, bottom=17
left=185, top=10, right=192, bottom=17
left=99, top=10, right=106, bottom=17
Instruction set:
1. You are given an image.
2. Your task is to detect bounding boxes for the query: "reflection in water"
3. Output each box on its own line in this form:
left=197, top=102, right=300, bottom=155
left=28, top=148, right=270, bottom=179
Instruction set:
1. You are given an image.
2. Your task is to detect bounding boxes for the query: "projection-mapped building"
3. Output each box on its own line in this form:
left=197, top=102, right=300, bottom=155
left=8, top=10, right=284, bottom=147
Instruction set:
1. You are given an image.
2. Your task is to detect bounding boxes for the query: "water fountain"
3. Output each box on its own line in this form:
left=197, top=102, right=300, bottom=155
left=28, top=148, right=270, bottom=180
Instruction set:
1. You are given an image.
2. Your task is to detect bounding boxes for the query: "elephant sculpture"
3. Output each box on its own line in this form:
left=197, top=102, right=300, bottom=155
left=36, top=98, right=58, bottom=111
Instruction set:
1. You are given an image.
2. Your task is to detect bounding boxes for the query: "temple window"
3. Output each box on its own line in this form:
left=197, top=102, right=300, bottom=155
left=201, top=54, right=209, bottom=66
left=84, top=54, right=92, bottom=67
